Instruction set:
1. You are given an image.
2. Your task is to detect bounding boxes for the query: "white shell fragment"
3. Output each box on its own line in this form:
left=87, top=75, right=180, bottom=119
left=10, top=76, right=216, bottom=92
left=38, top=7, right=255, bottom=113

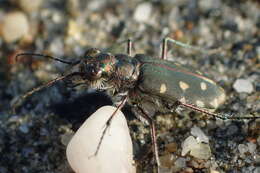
left=66, top=106, right=135, bottom=173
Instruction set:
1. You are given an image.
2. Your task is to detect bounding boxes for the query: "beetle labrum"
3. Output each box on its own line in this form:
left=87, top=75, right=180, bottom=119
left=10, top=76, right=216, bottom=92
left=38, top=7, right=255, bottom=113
left=12, top=37, right=256, bottom=171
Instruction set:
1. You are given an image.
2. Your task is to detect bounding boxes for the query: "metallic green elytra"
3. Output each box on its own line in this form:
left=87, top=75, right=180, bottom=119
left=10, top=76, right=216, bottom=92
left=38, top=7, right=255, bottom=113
left=134, top=54, right=226, bottom=110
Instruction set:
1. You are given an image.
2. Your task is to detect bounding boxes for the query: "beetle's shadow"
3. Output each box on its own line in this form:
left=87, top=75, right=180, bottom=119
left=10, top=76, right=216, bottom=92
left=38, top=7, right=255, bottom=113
left=50, top=91, right=135, bottom=130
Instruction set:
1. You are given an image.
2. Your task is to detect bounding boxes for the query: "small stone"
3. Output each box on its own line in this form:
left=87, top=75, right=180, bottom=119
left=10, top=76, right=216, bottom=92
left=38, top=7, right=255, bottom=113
left=210, top=169, right=220, bottom=173
left=191, top=126, right=209, bottom=143
left=199, top=0, right=221, bottom=11
left=182, top=135, right=211, bottom=159
left=133, top=2, right=152, bottom=23
left=257, top=136, right=260, bottom=146
left=253, top=167, right=260, bottom=173
left=160, top=154, right=174, bottom=168
left=174, top=157, right=186, bottom=170
left=238, top=144, right=248, bottom=155
left=18, top=0, right=43, bottom=13
left=182, top=136, right=197, bottom=156
left=165, top=142, right=178, bottom=153
left=1, top=12, right=29, bottom=43
left=233, top=79, right=254, bottom=94
left=247, top=142, right=256, bottom=154
left=19, top=123, right=29, bottom=133
left=189, top=143, right=211, bottom=160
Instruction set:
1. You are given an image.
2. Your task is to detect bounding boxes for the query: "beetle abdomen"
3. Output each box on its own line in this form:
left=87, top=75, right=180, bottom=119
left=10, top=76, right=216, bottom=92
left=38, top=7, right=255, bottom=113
left=135, top=54, right=226, bottom=110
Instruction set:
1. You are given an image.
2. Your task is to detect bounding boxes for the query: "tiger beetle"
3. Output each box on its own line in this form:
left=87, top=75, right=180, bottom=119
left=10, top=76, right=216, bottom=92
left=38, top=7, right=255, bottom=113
left=12, top=37, right=260, bottom=171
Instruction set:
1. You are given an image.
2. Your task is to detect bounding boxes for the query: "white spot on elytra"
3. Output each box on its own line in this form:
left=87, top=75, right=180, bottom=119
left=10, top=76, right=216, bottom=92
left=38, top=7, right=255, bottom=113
left=218, top=92, right=226, bottom=104
left=200, top=82, right=207, bottom=90
left=160, top=83, right=167, bottom=93
left=210, top=98, right=219, bottom=108
left=179, top=81, right=189, bottom=91
left=196, top=100, right=205, bottom=107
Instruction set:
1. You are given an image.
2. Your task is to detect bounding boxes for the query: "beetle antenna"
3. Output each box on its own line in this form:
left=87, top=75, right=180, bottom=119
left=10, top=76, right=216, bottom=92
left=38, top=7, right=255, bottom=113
left=15, top=53, right=80, bottom=65
left=11, top=72, right=84, bottom=114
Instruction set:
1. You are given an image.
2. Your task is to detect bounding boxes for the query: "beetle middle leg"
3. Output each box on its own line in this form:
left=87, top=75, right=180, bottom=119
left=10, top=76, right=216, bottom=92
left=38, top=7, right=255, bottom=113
left=132, top=105, right=162, bottom=172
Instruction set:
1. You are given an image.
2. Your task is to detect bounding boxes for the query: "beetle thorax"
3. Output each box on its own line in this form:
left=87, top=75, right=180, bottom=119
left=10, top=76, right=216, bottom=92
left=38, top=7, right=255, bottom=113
left=80, top=49, right=140, bottom=93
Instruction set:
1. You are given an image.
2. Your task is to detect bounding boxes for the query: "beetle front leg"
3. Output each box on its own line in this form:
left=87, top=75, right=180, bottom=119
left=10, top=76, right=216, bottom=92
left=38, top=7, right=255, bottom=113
left=94, top=95, right=128, bottom=156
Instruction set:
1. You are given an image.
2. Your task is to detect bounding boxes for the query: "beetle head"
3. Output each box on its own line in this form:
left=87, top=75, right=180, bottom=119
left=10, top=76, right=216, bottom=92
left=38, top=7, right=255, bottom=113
left=81, top=48, right=117, bottom=89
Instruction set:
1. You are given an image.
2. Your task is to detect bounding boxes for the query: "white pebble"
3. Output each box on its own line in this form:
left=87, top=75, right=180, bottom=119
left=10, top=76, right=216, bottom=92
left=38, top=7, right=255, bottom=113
left=233, top=79, right=254, bottom=94
left=18, top=0, right=43, bottom=13
left=133, top=2, right=152, bottom=23
left=238, top=144, right=248, bottom=154
left=181, top=136, right=197, bottom=156
left=66, top=106, right=135, bottom=173
left=1, top=12, right=29, bottom=43
left=191, top=126, right=209, bottom=143
left=182, top=136, right=211, bottom=159
left=190, top=143, right=211, bottom=160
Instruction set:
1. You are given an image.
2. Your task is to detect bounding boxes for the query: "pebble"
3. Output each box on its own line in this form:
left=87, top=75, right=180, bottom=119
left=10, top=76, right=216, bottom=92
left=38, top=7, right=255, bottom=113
left=247, top=142, right=256, bottom=154
left=233, top=79, right=254, bottom=94
left=18, top=0, right=43, bottom=13
left=238, top=144, right=248, bottom=155
left=182, top=136, right=197, bottom=156
left=19, top=123, right=29, bottom=133
left=174, top=157, right=186, bottom=170
left=198, top=0, right=221, bottom=11
left=1, top=12, right=29, bottom=43
left=253, top=167, right=260, bottom=173
left=133, top=2, right=152, bottom=23
left=181, top=136, right=211, bottom=159
left=191, top=126, right=209, bottom=143
left=189, top=143, right=211, bottom=160
left=257, top=136, right=260, bottom=146
left=66, top=106, right=135, bottom=173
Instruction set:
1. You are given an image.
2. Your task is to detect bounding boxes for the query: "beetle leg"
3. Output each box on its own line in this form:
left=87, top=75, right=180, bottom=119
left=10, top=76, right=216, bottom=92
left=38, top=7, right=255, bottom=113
left=177, top=101, right=229, bottom=120
left=93, top=95, right=128, bottom=156
left=11, top=72, right=84, bottom=114
left=136, top=105, right=161, bottom=172
left=127, top=39, right=133, bottom=56
left=161, top=37, right=224, bottom=60
left=161, top=38, right=168, bottom=60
